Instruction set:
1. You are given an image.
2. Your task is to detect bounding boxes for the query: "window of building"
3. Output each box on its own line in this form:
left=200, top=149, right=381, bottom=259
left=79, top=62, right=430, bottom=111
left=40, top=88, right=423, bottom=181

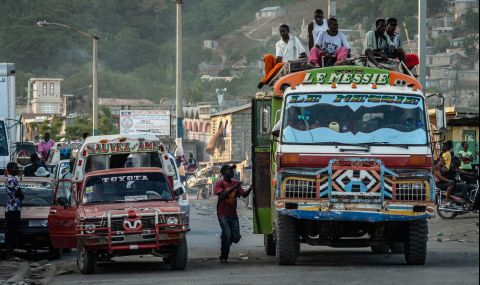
left=43, top=83, right=48, bottom=95
left=463, top=130, right=477, bottom=142
left=49, top=83, right=55, bottom=95
left=41, top=103, right=55, bottom=114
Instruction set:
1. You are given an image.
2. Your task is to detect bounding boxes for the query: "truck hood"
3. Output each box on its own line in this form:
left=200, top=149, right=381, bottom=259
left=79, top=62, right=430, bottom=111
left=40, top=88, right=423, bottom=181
left=0, top=206, right=50, bottom=220
left=80, top=201, right=181, bottom=219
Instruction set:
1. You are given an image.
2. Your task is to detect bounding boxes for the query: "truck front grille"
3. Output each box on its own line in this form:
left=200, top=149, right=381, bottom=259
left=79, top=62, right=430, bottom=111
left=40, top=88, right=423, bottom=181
left=395, top=182, right=428, bottom=201
left=284, top=178, right=317, bottom=199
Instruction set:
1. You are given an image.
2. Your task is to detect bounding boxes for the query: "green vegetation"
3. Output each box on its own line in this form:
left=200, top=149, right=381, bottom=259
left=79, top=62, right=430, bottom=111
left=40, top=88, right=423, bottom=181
left=0, top=0, right=293, bottom=106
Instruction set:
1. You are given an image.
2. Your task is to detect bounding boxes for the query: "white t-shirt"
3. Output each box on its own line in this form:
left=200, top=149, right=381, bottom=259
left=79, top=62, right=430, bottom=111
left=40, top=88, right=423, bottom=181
left=276, top=36, right=306, bottom=62
left=312, top=20, right=328, bottom=44
left=315, top=31, right=351, bottom=55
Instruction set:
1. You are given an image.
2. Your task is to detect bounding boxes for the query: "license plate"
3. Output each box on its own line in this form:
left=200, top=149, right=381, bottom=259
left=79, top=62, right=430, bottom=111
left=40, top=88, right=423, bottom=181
left=0, top=233, right=5, bottom=244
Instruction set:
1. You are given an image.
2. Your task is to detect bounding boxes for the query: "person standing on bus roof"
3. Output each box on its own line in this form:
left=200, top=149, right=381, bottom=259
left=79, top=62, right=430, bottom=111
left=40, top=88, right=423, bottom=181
left=308, top=9, right=328, bottom=50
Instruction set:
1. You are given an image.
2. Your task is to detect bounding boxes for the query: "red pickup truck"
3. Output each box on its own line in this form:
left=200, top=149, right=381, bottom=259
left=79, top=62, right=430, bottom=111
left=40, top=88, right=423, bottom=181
left=48, top=167, right=188, bottom=274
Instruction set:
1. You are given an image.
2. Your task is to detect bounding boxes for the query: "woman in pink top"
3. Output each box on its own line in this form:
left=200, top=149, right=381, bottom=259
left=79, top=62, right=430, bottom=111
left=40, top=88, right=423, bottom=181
left=37, top=132, right=55, bottom=161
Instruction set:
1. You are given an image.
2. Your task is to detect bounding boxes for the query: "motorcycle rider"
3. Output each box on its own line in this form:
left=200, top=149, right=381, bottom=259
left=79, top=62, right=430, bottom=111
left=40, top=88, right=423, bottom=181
left=434, top=157, right=455, bottom=205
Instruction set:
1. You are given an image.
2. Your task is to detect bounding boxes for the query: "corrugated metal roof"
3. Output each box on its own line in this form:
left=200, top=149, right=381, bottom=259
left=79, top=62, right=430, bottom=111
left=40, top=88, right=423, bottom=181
left=211, top=103, right=251, bottom=117
left=99, top=98, right=155, bottom=106
left=260, top=6, right=283, bottom=12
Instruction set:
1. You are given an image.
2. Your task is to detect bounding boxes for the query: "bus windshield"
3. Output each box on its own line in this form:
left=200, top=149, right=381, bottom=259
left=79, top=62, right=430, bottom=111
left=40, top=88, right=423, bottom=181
left=282, top=93, right=428, bottom=145
left=0, top=121, right=8, bottom=156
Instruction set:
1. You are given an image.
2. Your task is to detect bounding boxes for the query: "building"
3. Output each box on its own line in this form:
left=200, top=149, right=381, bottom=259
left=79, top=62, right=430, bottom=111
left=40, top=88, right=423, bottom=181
left=256, top=6, right=286, bottom=19
left=203, top=40, right=219, bottom=50
left=448, top=0, right=479, bottom=20
left=429, top=107, right=479, bottom=164
left=99, top=98, right=157, bottom=116
left=29, top=78, right=63, bottom=115
left=431, top=26, right=454, bottom=40
left=207, top=104, right=252, bottom=164
left=426, top=50, right=465, bottom=67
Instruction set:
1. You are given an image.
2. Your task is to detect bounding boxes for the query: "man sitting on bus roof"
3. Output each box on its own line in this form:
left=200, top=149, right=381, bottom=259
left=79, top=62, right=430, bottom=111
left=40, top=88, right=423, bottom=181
left=385, top=18, right=419, bottom=71
left=364, top=19, right=395, bottom=66
left=308, top=17, right=351, bottom=67
left=257, top=24, right=307, bottom=89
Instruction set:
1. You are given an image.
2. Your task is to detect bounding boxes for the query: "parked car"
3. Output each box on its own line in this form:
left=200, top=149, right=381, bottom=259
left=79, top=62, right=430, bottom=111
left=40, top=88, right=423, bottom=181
left=48, top=167, right=189, bottom=274
left=0, top=177, right=62, bottom=259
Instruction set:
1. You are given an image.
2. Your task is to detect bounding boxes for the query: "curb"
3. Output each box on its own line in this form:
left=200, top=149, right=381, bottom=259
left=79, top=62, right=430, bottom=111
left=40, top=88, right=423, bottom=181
left=6, top=261, right=30, bottom=283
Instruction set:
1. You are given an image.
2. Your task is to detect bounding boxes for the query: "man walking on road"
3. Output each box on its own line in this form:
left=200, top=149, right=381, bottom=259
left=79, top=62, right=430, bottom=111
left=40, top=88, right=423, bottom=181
left=214, top=164, right=253, bottom=263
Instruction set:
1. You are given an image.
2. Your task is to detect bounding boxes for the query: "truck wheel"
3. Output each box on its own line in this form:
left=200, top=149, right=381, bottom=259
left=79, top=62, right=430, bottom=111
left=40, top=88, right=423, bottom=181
left=264, top=234, right=276, bottom=256
left=276, top=214, right=299, bottom=265
left=77, top=246, right=96, bottom=274
left=371, top=244, right=390, bottom=254
left=168, top=237, right=188, bottom=270
left=404, top=220, right=428, bottom=265
left=390, top=243, right=405, bottom=254
left=48, top=245, right=62, bottom=260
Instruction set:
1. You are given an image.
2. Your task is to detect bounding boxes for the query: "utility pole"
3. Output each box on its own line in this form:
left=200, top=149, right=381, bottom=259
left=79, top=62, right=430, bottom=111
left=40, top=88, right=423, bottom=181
left=175, top=0, right=184, bottom=140
left=418, top=0, right=427, bottom=89
left=92, top=36, right=99, bottom=135
left=328, top=0, right=337, bottom=18
left=36, top=20, right=100, bottom=136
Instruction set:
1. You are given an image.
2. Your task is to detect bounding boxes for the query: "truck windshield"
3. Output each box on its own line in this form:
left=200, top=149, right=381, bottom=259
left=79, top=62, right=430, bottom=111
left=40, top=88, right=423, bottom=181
left=85, top=152, right=162, bottom=173
left=83, top=172, right=173, bottom=204
left=0, top=121, right=8, bottom=156
left=0, top=182, right=53, bottom=207
left=282, top=93, right=428, bottom=145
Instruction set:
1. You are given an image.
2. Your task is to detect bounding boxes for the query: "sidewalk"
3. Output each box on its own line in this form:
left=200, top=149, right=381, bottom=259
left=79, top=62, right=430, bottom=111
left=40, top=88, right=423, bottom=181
left=0, top=259, right=30, bottom=284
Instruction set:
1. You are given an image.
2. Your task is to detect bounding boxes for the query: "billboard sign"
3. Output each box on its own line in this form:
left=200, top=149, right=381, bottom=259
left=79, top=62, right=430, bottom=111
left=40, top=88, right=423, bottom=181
left=120, top=110, right=171, bottom=136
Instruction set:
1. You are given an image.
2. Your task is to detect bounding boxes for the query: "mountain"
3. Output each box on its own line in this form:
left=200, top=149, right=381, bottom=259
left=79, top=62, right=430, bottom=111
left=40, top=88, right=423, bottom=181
left=0, top=0, right=294, bottom=111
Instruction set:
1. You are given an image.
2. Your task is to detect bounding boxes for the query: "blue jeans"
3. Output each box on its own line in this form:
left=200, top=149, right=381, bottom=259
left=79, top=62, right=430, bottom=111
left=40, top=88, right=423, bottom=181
left=218, top=216, right=241, bottom=259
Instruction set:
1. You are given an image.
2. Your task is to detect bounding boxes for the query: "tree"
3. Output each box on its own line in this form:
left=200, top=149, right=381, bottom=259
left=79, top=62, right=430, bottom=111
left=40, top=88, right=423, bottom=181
left=434, top=35, right=451, bottom=52
left=463, top=11, right=479, bottom=34
left=98, top=106, right=117, bottom=135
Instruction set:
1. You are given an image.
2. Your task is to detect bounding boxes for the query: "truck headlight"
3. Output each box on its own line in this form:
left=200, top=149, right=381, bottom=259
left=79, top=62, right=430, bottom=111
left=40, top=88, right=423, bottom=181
left=166, top=217, right=179, bottom=227
left=28, top=219, right=48, bottom=227
left=85, top=224, right=96, bottom=234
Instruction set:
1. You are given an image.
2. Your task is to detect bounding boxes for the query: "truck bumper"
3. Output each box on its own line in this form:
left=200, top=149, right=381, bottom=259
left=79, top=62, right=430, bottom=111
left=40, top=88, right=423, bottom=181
left=278, top=208, right=431, bottom=222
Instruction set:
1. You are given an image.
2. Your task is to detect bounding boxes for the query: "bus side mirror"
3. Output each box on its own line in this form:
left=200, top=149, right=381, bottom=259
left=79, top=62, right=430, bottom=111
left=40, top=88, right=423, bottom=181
left=435, top=94, right=447, bottom=133
left=260, top=105, right=271, bottom=135
left=428, top=93, right=447, bottom=134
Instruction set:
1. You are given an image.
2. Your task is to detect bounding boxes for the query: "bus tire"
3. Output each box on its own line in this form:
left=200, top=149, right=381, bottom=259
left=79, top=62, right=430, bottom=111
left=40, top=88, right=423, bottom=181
left=404, top=220, right=428, bottom=265
left=275, top=214, right=298, bottom=265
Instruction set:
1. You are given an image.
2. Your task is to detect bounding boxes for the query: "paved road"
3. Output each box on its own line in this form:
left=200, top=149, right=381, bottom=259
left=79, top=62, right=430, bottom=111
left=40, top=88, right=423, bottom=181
left=49, top=199, right=479, bottom=285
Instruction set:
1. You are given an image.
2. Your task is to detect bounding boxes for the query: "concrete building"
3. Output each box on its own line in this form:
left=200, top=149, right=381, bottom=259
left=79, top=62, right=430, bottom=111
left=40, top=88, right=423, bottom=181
left=207, top=104, right=252, bottom=164
left=431, top=26, right=454, bottom=40
left=426, top=51, right=465, bottom=67
left=203, top=40, right=219, bottom=50
left=29, top=78, right=63, bottom=114
left=256, top=6, right=286, bottom=19
left=448, top=0, right=479, bottom=20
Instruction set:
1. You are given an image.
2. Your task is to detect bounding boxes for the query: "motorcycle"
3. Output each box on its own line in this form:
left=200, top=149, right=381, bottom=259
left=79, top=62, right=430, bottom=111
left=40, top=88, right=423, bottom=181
left=436, top=166, right=479, bottom=219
